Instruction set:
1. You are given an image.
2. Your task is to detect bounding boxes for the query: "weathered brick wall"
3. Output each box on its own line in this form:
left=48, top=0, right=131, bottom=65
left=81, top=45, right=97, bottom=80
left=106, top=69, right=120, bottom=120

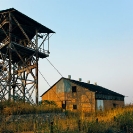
left=42, top=84, right=63, bottom=108
left=69, top=82, right=95, bottom=112
left=95, top=99, right=124, bottom=111
left=41, top=79, right=124, bottom=112
left=41, top=79, right=95, bottom=112
left=103, top=100, right=124, bottom=110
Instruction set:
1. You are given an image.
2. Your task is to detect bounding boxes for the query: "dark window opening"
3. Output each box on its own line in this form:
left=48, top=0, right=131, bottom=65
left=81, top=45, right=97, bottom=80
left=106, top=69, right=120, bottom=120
left=73, top=105, right=77, bottom=109
left=72, top=86, right=77, bottom=93
left=62, top=101, right=66, bottom=109
left=113, top=103, right=117, bottom=108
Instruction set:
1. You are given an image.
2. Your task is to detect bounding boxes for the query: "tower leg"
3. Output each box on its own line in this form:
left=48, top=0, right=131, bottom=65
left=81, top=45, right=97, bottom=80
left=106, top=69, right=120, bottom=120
left=35, top=30, right=38, bottom=105
left=8, top=12, right=12, bottom=101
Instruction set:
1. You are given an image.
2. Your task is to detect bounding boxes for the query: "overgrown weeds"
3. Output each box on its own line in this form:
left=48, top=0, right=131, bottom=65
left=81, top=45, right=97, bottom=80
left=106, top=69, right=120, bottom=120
left=0, top=101, right=133, bottom=133
left=0, top=100, right=61, bottom=115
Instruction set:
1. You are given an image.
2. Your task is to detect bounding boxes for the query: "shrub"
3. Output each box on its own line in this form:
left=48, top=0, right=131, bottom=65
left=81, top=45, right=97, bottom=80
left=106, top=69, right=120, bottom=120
left=116, top=111, right=133, bottom=132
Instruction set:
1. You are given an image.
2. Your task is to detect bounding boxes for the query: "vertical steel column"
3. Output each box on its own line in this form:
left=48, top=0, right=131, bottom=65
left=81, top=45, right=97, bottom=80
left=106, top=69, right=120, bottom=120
left=35, top=30, right=38, bottom=104
left=23, top=71, right=26, bottom=103
left=8, top=12, right=12, bottom=101
left=12, top=65, right=15, bottom=101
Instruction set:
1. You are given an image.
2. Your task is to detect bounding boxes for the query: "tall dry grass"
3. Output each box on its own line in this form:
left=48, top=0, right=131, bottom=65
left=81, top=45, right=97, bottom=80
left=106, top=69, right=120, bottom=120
left=0, top=101, right=133, bottom=132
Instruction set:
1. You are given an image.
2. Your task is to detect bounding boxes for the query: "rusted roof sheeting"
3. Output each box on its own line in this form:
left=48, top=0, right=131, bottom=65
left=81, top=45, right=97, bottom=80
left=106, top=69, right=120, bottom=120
left=0, top=8, right=55, bottom=42
left=40, top=77, right=125, bottom=98
left=0, top=8, right=55, bottom=33
left=69, top=78, right=124, bottom=97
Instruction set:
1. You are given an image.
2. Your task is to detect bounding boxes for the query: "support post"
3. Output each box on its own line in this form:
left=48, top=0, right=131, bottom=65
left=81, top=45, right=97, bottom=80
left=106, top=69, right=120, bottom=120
left=35, top=30, right=38, bottom=104
left=23, top=71, right=26, bottom=103
left=12, top=64, right=16, bottom=102
left=78, top=120, right=81, bottom=132
left=50, top=121, right=53, bottom=133
left=8, top=12, right=12, bottom=101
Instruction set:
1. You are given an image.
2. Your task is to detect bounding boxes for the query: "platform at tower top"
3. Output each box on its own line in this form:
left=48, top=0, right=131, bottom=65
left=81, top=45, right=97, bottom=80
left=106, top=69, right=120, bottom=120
left=0, top=8, right=55, bottom=42
left=0, top=8, right=55, bottom=63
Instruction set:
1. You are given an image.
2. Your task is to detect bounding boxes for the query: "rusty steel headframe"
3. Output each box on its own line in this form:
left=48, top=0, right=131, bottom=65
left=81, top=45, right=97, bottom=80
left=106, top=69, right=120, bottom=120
left=0, top=8, right=55, bottom=104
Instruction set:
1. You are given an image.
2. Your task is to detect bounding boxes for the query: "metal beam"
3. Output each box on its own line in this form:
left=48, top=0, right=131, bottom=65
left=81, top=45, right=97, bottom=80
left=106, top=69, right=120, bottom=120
left=12, top=15, right=30, bottom=43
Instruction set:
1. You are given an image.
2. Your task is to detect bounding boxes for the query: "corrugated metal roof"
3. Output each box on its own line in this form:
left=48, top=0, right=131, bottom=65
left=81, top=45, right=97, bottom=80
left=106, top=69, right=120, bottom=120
left=41, top=77, right=124, bottom=97
left=0, top=8, right=55, bottom=42
left=68, top=78, right=124, bottom=97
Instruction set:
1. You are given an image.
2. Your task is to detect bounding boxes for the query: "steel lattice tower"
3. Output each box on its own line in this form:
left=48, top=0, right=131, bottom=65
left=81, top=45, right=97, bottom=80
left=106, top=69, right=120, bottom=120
left=0, top=8, right=55, bottom=104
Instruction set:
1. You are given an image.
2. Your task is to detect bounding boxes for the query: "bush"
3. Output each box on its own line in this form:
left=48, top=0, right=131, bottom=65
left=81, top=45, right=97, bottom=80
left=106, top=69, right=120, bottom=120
left=116, top=111, right=133, bottom=132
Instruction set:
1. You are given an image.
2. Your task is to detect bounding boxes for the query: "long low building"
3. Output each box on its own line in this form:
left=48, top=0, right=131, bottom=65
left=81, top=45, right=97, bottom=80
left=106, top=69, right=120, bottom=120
left=41, top=77, right=124, bottom=112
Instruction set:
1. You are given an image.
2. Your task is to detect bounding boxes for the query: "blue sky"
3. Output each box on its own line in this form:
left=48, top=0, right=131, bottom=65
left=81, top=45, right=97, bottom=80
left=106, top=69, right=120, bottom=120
left=1, top=0, right=133, bottom=103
